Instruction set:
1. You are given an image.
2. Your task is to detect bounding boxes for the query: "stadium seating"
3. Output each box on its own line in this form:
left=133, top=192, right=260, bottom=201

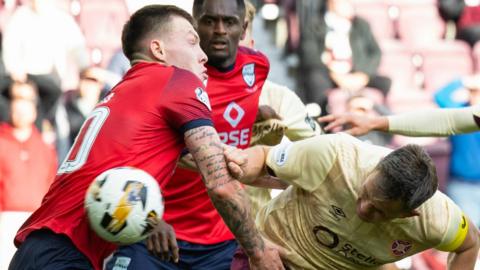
left=76, top=0, right=129, bottom=67
left=396, top=0, right=445, bottom=47
left=473, top=41, right=480, bottom=72
left=417, top=40, right=473, bottom=93
left=379, top=40, right=416, bottom=93
left=327, top=87, right=385, bottom=115
left=424, top=139, right=451, bottom=193
left=55, top=0, right=75, bottom=14
left=0, top=0, right=16, bottom=31
left=353, top=0, right=396, bottom=41
left=387, top=88, right=436, bottom=113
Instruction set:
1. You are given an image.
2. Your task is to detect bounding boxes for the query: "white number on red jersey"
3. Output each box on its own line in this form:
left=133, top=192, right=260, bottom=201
left=58, top=107, right=110, bottom=174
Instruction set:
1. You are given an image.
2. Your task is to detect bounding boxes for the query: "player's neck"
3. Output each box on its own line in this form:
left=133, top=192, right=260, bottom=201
left=209, top=60, right=235, bottom=72
left=130, top=52, right=159, bottom=66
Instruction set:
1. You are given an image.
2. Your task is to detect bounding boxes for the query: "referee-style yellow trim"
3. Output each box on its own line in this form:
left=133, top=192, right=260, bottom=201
left=437, top=214, right=469, bottom=252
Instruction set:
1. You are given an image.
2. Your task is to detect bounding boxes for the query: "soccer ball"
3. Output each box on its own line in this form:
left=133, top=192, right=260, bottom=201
left=85, top=167, right=164, bottom=245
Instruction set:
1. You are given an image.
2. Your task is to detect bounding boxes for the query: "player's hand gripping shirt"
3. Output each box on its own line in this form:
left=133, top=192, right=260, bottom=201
left=257, top=133, right=469, bottom=270
left=14, top=63, right=212, bottom=270
left=251, top=80, right=321, bottom=146
left=161, top=47, right=269, bottom=244
left=247, top=80, right=322, bottom=217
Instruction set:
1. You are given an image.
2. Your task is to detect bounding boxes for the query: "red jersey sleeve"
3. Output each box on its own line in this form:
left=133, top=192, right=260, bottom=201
left=162, top=68, right=213, bottom=134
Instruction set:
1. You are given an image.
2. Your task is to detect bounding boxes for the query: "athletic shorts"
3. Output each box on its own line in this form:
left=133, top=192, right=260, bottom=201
left=105, top=239, right=238, bottom=270
left=8, top=229, right=93, bottom=270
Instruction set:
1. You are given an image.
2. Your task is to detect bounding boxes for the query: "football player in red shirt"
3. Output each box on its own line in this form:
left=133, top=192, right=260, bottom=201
left=9, top=5, right=283, bottom=270
left=105, top=1, right=283, bottom=270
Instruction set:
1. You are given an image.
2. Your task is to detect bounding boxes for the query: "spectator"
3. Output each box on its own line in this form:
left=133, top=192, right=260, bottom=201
left=345, top=94, right=392, bottom=146
left=0, top=31, right=5, bottom=76
left=106, top=49, right=130, bottom=80
left=0, top=74, right=61, bottom=135
left=63, top=67, right=106, bottom=145
left=439, top=0, right=480, bottom=47
left=0, top=31, right=7, bottom=122
left=241, top=0, right=321, bottom=147
left=0, top=81, right=57, bottom=269
left=238, top=0, right=322, bottom=223
left=298, top=0, right=391, bottom=114
left=103, top=49, right=130, bottom=91
left=2, top=0, right=89, bottom=89
left=434, top=74, right=480, bottom=227
left=1, top=0, right=90, bottom=127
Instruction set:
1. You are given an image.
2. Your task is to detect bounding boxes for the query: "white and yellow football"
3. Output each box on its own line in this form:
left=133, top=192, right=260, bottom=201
left=85, top=167, right=164, bottom=245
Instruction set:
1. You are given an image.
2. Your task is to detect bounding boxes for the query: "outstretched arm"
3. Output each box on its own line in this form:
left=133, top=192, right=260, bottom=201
left=318, top=107, right=480, bottom=137
left=447, top=217, right=480, bottom=270
left=184, top=126, right=284, bottom=270
left=318, top=113, right=388, bottom=136
left=387, top=107, right=479, bottom=136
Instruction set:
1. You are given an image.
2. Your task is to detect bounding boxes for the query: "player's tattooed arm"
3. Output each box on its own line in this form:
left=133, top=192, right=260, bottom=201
left=222, top=144, right=289, bottom=189
left=185, top=126, right=236, bottom=189
left=184, top=126, right=284, bottom=269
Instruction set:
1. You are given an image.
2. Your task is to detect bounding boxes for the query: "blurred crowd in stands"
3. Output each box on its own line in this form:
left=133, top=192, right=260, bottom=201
left=0, top=0, right=479, bottom=269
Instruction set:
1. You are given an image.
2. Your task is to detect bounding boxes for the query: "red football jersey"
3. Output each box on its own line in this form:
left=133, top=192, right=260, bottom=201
left=14, top=63, right=212, bottom=269
left=162, top=47, right=270, bottom=244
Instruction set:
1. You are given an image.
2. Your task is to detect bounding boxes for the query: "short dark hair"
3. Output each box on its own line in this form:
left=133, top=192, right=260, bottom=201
left=121, top=5, right=194, bottom=61
left=376, top=144, right=438, bottom=211
left=9, top=80, right=39, bottom=103
left=192, top=0, right=246, bottom=19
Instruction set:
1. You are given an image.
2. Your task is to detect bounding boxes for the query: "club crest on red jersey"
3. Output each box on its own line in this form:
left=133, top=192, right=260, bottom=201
left=242, top=63, right=255, bottom=87
left=195, top=87, right=211, bottom=111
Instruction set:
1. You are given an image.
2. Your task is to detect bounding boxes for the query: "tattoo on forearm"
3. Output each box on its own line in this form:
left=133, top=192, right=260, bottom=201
left=185, top=128, right=216, bottom=141
left=185, top=126, right=266, bottom=256
left=209, top=188, right=265, bottom=257
left=186, top=127, right=234, bottom=190
left=209, top=141, right=223, bottom=150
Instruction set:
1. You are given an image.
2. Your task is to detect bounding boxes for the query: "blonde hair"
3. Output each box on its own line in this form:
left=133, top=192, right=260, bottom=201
left=245, top=0, right=256, bottom=30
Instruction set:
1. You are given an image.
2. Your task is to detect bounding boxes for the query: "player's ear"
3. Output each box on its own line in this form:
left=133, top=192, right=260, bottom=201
left=241, top=21, right=248, bottom=41
left=150, top=39, right=167, bottom=62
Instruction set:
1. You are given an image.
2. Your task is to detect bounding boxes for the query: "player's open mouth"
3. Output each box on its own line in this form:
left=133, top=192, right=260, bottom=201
left=211, top=41, right=227, bottom=50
